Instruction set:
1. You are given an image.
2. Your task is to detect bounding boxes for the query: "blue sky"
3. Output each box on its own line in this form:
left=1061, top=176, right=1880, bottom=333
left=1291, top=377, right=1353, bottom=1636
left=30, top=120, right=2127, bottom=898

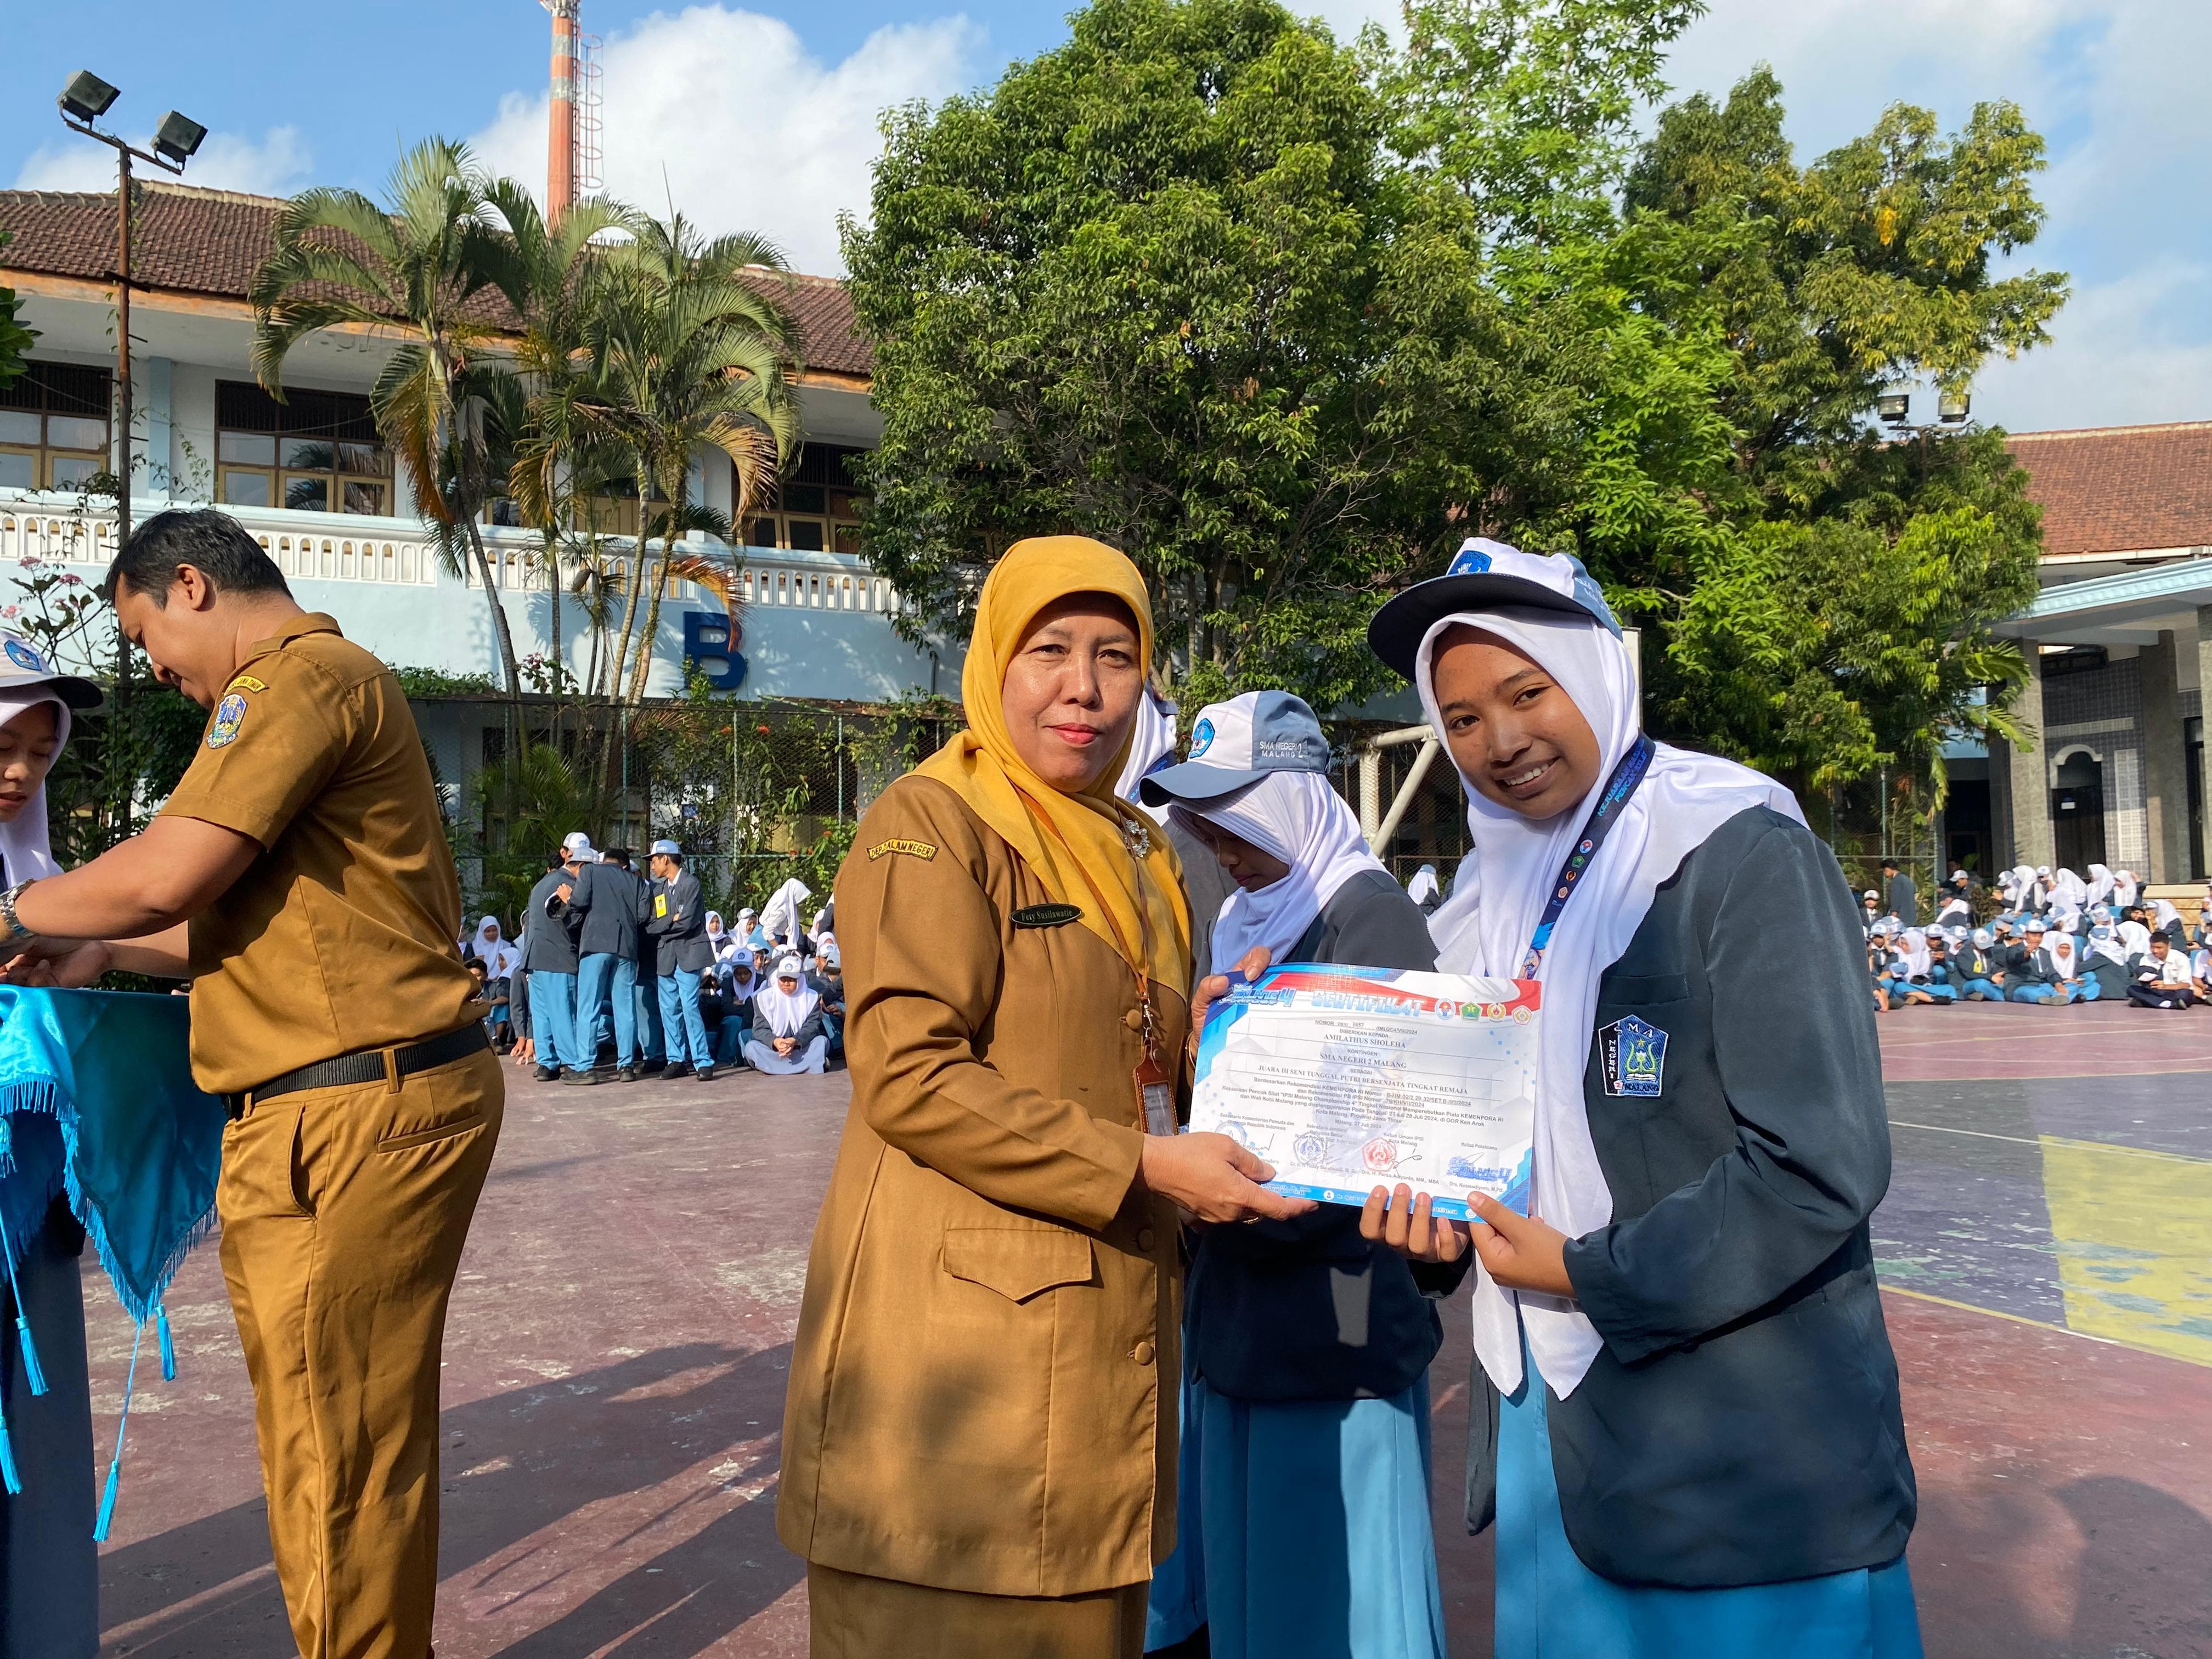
left=7, top=2, right=2207, bottom=435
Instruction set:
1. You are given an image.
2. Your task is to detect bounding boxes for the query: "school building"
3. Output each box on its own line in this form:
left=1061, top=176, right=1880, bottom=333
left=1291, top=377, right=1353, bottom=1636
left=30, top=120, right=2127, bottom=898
left=1946, top=421, right=2212, bottom=885
left=0, top=180, right=962, bottom=798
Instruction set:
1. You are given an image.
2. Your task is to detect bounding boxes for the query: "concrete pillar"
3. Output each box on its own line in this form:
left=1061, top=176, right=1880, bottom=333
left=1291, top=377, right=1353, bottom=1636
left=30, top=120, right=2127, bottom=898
left=2200, top=607, right=2212, bottom=881
left=2141, top=629, right=2190, bottom=882
left=2004, top=647, right=2054, bottom=872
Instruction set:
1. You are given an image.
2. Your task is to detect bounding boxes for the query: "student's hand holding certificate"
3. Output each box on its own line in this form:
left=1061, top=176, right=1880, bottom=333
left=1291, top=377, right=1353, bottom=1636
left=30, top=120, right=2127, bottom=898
left=1360, top=1184, right=1574, bottom=1296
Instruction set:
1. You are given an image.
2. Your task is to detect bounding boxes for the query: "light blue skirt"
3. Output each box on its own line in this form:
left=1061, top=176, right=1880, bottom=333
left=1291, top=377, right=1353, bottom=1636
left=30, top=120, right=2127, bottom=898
left=1497, top=1334, right=1924, bottom=1658
left=1146, top=1370, right=1448, bottom=1659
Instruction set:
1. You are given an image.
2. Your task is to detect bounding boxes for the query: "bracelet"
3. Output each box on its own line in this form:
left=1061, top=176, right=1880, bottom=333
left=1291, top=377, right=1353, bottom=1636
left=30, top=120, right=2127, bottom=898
left=0, top=879, right=39, bottom=953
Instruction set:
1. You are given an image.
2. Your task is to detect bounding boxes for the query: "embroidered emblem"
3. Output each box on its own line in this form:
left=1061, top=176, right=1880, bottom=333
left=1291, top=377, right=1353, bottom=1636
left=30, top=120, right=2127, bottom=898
left=1188, top=717, right=1216, bottom=758
left=206, top=691, right=249, bottom=749
left=867, top=837, right=937, bottom=862
left=228, top=674, right=268, bottom=694
left=1599, top=1015, right=1666, bottom=1098
left=1012, top=902, right=1082, bottom=928
left=4, top=640, right=44, bottom=673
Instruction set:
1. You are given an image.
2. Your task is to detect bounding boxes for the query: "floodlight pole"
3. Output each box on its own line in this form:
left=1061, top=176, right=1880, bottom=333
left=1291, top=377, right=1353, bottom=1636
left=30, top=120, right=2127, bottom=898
left=57, top=103, right=188, bottom=838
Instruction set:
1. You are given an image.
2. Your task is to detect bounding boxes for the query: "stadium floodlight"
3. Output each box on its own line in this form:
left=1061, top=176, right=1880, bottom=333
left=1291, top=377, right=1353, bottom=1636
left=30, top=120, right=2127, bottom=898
left=1876, top=392, right=1911, bottom=426
left=58, top=71, right=121, bottom=126
left=1937, top=390, right=1972, bottom=425
left=153, top=111, right=207, bottom=168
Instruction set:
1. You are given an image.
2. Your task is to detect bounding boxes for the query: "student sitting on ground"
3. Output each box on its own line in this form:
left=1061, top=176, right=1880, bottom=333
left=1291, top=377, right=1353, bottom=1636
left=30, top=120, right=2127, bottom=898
left=1955, top=928, right=2005, bottom=1000
left=1892, top=928, right=1953, bottom=1004
left=2005, top=921, right=2075, bottom=1004
left=2045, top=926, right=2100, bottom=1002
left=2127, top=934, right=2204, bottom=1009
left=745, top=956, right=830, bottom=1074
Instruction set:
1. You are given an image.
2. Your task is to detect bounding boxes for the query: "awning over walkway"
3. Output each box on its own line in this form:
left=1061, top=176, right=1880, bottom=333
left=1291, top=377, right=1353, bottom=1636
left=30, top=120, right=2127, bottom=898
left=1993, top=557, right=2212, bottom=646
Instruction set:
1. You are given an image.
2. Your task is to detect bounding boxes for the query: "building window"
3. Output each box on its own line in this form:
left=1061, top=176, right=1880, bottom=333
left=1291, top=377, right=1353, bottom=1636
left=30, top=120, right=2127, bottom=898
left=0, top=362, right=111, bottom=492
left=216, top=381, right=392, bottom=515
left=742, top=443, right=866, bottom=552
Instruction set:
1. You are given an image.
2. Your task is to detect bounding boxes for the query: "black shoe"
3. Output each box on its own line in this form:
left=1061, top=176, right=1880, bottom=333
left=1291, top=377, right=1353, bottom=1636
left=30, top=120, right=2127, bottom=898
left=533, top=1064, right=559, bottom=1082
left=616, top=1066, right=641, bottom=1083
left=659, top=1060, right=693, bottom=1080
left=562, top=1067, right=601, bottom=1086
left=695, top=1065, right=716, bottom=1082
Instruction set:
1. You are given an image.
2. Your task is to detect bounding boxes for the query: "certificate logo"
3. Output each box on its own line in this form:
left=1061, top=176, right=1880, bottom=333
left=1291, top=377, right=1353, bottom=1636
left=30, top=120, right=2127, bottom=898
left=1361, top=1136, right=1399, bottom=1173
left=1293, top=1131, right=1329, bottom=1165
left=1599, top=1015, right=1666, bottom=1097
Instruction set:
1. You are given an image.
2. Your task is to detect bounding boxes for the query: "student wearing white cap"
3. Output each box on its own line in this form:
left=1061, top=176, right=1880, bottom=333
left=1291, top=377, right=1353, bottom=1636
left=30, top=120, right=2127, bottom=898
left=1137, top=690, right=1462, bottom=1659
left=645, top=840, right=719, bottom=1082
left=1356, top=540, right=1919, bottom=1656
left=1956, top=929, right=2006, bottom=1000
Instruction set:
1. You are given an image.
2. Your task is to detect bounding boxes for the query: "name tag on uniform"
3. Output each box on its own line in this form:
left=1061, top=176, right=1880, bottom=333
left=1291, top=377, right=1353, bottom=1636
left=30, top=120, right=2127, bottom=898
left=654, top=893, right=668, bottom=918
left=1599, top=1015, right=1666, bottom=1097
left=1012, top=903, right=1082, bottom=928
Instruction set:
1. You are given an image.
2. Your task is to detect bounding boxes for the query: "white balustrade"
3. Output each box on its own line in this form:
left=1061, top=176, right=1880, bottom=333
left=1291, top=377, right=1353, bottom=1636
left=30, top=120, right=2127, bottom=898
left=0, top=494, right=904, bottom=614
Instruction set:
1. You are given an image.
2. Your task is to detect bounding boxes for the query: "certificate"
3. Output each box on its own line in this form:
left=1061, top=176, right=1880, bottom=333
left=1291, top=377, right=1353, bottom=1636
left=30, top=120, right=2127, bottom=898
left=1189, top=964, right=1539, bottom=1219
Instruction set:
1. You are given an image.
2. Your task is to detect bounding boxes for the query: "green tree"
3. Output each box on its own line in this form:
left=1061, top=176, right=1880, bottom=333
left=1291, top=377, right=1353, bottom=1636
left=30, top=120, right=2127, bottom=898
left=846, top=0, right=1435, bottom=712
left=0, top=232, right=35, bottom=392
left=249, top=139, right=538, bottom=696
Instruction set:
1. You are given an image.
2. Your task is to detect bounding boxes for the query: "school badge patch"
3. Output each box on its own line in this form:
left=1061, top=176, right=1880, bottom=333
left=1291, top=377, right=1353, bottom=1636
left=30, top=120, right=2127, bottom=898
left=866, top=837, right=936, bottom=862
left=4, top=639, right=46, bottom=673
left=206, top=691, right=250, bottom=749
left=1599, top=1014, right=1666, bottom=1098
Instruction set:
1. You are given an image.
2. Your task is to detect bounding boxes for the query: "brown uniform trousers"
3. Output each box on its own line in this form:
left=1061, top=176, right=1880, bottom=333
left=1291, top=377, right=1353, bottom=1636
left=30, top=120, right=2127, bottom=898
left=219, top=1048, right=502, bottom=1659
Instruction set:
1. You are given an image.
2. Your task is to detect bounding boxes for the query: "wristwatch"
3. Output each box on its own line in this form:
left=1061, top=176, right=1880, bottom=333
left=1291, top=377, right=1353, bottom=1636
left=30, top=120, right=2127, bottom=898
left=0, top=879, right=38, bottom=953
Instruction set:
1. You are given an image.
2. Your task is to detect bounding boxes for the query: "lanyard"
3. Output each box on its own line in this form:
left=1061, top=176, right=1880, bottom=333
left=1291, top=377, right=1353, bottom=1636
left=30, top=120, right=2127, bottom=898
left=1519, top=734, right=1655, bottom=979
left=1011, top=784, right=1164, bottom=1059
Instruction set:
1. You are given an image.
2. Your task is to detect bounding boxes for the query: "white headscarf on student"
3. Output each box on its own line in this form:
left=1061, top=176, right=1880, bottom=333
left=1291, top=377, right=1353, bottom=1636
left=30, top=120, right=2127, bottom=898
left=755, top=954, right=820, bottom=1037
left=2112, top=870, right=2140, bottom=909
left=759, top=878, right=812, bottom=944
left=2052, top=867, right=2089, bottom=910
left=0, top=690, right=70, bottom=884
left=2090, top=924, right=2132, bottom=971
left=2152, top=899, right=2183, bottom=935
left=2047, top=929, right=2080, bottom=978
left=2085, top=864, right=2115, bottom=908
left=1897, top=928, right=1931, bottom=978
left=1168, top=771, right=1385, bottom=971
left=1415, top=606, right=1802, bottom=1402
left=1407, top=864, right=1441, bottom=906
left=471, top=916, right=521, bottom=981
left=1115, top=684, right=1181, bottom=825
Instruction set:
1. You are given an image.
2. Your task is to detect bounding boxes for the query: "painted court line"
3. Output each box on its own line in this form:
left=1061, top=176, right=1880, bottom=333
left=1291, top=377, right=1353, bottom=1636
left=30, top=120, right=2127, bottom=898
left=1889, top=1121, right=2212, bottom=1165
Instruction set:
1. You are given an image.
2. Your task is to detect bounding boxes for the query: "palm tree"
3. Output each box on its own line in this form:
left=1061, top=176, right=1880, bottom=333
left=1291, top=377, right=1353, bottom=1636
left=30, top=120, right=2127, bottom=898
left=563, top=212, right=802, bottom=713
left=249, top=138, right=535, bottom=695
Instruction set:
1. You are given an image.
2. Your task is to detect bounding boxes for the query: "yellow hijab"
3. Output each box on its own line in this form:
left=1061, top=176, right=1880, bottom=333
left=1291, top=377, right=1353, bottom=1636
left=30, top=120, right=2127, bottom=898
left=916, top=536, right=1191, bottom=1000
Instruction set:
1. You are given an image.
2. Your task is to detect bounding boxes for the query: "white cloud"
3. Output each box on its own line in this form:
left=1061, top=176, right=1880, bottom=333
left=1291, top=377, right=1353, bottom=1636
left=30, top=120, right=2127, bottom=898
left=1972, top=261, right=2212, bottom=431
left=12, top=125, right=313, bottom=197
left=468, top=5, right=983, bottom=276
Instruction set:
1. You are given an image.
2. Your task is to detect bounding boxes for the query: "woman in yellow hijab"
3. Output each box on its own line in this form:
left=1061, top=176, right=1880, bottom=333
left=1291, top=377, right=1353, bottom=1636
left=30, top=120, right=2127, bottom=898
left=779, top=537, right=1309, bottom=1658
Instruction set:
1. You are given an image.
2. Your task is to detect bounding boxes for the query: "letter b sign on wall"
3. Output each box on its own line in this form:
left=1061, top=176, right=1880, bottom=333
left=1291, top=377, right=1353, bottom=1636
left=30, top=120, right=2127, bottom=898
left=684, top=609, right=747, bottom=690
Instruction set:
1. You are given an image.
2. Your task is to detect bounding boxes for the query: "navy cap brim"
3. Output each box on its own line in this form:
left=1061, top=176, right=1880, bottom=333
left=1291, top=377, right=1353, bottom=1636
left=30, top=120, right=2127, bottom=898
left=11, top=674, right=104, bottom=711
left=1138, top=760, right=1272, bottom=807
left=1367, top=573, right=1612, bottom=682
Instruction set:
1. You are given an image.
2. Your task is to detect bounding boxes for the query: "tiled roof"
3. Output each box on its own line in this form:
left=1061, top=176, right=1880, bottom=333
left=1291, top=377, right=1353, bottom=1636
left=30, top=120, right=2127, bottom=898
left=0, top=182, right=873, bottom=379
left=2006, top=422, right=2212, bottom=557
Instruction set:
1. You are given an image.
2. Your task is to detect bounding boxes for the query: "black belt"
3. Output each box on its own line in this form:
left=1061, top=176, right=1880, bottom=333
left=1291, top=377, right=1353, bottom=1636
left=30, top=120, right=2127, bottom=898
left=223, top=1023, right=489, bottom=1120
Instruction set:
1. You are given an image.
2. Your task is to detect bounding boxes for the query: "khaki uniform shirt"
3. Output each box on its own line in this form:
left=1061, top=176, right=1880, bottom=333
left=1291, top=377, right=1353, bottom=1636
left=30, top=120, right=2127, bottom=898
left=157, top=613, right=479, bottom=1094
left=777, top=775, right=1189, bottom=1598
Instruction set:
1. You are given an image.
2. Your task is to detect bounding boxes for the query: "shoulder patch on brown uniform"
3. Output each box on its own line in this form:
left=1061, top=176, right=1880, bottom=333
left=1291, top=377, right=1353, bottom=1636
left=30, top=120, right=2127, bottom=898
left=227, top=674, right=269, bottom=694
left=868, top=837, right=938, bottom=862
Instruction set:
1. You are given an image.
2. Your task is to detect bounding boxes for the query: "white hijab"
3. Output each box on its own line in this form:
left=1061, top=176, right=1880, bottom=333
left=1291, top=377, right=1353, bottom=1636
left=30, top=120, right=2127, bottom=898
left=2090, top=926, right=2132, bottom=970
left=1170, top=770, right=1385, bottom=972
left=1115, top=685, right=1181, bottom=825
left=1897, top=928, right=1931, bottom=978
left=2112, top=870, right=2140, bottom=908
left=471, top=916, right=521, bottom=980
left=2047, top=931, right=2079, bottom=978
left=0, top=691, right=70, bottom=884
left=2052, top=867, right=2088, bottom=908
left=1415, top=607, right=1802, bottom=1401
left=2085, top=864, right=2115, bottom=907
left=755, top=955, right=819, bottom=1037
left=759, top=878, right=812, bottom=944
left=1407, top=864, right=1441, bottom=906
left=2115, top=919, right=2153, bottom=960
left=2152, top=899, right=2183, bottom=934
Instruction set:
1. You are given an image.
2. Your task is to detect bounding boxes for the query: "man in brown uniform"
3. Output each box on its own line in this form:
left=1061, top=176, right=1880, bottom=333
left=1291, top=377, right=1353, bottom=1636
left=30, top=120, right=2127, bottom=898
left=1, top=509, right=501, bottom=1659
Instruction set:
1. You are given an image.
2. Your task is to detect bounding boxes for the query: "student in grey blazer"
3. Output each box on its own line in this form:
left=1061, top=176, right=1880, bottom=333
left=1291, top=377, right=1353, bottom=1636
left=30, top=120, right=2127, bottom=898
left=645, top=840, right=719, bottom=1080
left=1361, top=541, right=1921, bottom=1658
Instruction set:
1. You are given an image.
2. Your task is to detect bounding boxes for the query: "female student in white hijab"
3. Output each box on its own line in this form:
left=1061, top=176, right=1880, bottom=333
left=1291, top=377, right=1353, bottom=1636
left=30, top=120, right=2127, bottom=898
left=0, top=641, right=106, bottom=1659
left=1136, top=691, right=1463, bottom=1659
left=469, top=916, right=522, bottom=1046
left=1406, top=862, right=1443, bottom=913
left=1355, top=543, right=1920, bottom=1659
left=744, top=956, right=830, bottom=1074
left=1119, top=681, right=1240, bottom=984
